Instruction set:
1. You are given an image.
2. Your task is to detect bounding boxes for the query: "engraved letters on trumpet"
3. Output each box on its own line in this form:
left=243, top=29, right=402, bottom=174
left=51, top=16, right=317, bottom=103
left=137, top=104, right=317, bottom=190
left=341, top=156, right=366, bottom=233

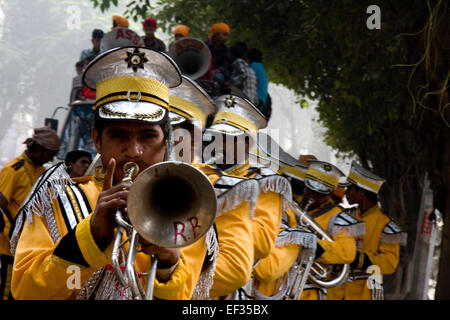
left=173, top=216, right=202, bottom=245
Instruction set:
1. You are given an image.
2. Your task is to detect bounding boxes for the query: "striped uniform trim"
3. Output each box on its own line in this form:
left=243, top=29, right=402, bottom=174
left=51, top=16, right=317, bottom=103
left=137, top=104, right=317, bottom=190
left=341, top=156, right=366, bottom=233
left=380, top=220, right=407, bottom=245
left=169, top=95, right=207, bottom=128
left=53, top=184, right=94, bottom=267
left=328, top=211, right=366, bottom=238
left=58, top=193, right=78, bottom=231
left=65, top=186, right=84, bottom=223
left=347, top=171, right=383, bottom=194
left=382, top=220, right=403, bottom=235
left=96, top=76, right=169, bottom=104
left=305, top=173, right=336, bottom=189
left=94, top=92, right=169, bottom=112
left=68, top=185, right=92, bottom=219
left=58, top=184, right=92, bottom=231
left=214, top=175, right=247, bottom=194
left=11, top=159, right=25, bottom=171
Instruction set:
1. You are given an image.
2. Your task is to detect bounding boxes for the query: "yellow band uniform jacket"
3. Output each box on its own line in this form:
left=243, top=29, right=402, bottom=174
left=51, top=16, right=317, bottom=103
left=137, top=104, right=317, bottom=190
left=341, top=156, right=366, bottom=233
left=225, top=162, right=285, bottom=261
left=180, top=163, right=255, bottom=299
left=327, top=205, right=406, bottom=300
left=301, top=199, right=363, bottom=300
left=0, top=153, right=45, bottom=256
left=10, top=165, right=191, bottom=300
left=253, top=197, right=364, bottom=300
left=253, top=207, right=302, bottom=298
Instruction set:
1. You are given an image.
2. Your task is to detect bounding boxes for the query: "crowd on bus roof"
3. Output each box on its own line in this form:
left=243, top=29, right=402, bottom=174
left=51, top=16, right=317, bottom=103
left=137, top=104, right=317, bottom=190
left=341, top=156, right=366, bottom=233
left=72, top=15, right=271, bottom=119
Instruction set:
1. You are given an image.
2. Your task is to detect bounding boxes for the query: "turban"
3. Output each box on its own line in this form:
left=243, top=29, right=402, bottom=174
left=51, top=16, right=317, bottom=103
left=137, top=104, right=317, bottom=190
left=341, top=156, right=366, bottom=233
left=112, top=15, right=129, bottom=28
left=143, top=17, right=157, bottom=29
left=24, top=127, right=60, bottom=151
left=208, top=22, right=230, bottom=38
left=173, top=24, right=190, bottom=37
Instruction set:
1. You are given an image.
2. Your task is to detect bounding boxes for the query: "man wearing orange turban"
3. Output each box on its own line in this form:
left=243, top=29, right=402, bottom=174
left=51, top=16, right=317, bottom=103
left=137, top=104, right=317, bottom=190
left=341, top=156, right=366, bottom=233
left=112, top=15, right=129, bottom=28
left=168, top=24, right=190, bottom=52
left=204, top=22, right=232, bottom=91
left=208, top=22, right=231, bottom=39
left=174, top=24, right=190, bottom=39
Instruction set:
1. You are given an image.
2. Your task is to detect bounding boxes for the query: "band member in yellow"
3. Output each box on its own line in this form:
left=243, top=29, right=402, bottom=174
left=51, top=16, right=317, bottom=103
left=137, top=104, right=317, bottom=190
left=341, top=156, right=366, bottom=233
left=10, top=47, right=195, bottom=300
left=166, top=75, right=255, bottom=299
left=0, top=127, right=60, bottom=300
left=298, top=160, right=364, bottom=300
left=250, top=133, right=315, bottom=300
left=203, top=95, right=291, bottom=299
left=327, top=161, right=407, bottom=300
left=191, top=166, right=258, bottom=299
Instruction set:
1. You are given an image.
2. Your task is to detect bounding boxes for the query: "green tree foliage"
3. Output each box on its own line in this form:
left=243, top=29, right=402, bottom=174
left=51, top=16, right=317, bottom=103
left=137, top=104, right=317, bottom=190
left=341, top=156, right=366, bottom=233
left=91, top=0, right=450, bottom=299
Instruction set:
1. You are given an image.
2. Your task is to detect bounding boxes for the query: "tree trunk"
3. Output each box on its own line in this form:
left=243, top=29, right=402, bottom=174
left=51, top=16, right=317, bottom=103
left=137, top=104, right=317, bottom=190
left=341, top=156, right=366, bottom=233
left=366, top=125, right=425, bottom=299
left=382, top=172, right=424, bottom=299
left=435, top=129, right=450, bottom=299
left=436, top=192, right=450, bottom=299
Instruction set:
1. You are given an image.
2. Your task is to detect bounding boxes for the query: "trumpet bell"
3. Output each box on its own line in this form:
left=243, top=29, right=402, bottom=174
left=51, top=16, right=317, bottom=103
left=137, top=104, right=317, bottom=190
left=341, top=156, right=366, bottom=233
left=169, top=37, right=212, bottom=79
left=127, top=161, right=216, bottom=248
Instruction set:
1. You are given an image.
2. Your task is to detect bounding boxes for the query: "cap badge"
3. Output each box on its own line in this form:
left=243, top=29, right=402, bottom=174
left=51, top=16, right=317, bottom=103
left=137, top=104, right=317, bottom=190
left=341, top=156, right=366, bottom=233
left=323, top=164, right=332, bottom=171
left=125, top=48, right=148, bottom=72
left=224, top=96, right=236, bottom=108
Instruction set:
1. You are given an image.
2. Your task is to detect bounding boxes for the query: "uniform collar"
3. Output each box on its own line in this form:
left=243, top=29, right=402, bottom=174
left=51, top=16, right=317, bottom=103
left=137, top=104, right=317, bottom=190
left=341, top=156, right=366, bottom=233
left=22, top=152, right=41, bottom=168
left=358, top=204, right=380, bottom=218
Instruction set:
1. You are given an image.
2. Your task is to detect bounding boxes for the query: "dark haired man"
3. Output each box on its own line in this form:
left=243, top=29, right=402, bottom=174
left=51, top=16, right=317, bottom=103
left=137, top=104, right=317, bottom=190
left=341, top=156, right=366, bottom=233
left=64, top=150, right=92, bottom=178
left=80, top=29, right=104, bottom=62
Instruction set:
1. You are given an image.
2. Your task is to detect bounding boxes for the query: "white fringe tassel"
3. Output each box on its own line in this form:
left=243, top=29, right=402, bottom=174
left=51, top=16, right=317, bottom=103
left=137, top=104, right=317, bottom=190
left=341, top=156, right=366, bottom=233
left=10, top=162, right=73, bottom=256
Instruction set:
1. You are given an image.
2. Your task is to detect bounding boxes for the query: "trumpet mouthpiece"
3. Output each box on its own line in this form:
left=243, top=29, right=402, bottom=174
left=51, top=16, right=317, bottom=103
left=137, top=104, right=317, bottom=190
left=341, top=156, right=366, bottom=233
left=122, top=162, right=140, bottom=181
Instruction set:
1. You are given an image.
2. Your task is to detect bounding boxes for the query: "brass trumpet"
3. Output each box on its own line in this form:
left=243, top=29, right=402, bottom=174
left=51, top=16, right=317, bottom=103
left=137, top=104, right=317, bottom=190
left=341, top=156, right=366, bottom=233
left=111, top=161, right=217, bottom=300
left=285, top=199, right=349, bottom=299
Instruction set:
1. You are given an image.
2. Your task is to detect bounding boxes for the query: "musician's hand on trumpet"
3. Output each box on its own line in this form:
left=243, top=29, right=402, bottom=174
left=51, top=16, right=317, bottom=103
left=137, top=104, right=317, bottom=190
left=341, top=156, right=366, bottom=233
left=140, top=239, right=181, bottom=283
left=90, top=158, right=131, bottom=251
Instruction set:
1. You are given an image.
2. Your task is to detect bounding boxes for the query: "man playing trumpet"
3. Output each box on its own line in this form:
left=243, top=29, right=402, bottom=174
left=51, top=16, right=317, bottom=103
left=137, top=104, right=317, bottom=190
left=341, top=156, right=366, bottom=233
left=10, top=47, right=193, bottom=299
